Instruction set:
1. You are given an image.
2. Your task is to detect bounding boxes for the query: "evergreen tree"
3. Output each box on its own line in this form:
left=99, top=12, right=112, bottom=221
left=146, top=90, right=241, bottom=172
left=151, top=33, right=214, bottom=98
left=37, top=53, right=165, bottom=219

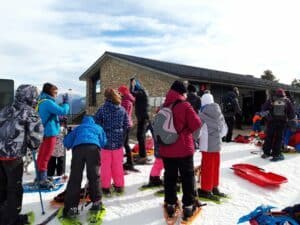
left=291, top=78, right=300, bottom=88
left=261, top=70, right=279, bottom=82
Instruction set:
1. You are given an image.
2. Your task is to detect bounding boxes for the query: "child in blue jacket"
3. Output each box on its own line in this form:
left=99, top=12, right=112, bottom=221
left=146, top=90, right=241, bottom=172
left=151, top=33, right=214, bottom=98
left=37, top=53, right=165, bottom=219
left=62, top=116, right=107, bottom=218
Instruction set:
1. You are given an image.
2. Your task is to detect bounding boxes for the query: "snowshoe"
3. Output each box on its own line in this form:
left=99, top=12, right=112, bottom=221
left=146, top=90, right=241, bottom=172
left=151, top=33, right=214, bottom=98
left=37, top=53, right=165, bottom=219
left=197, top=189, right=221, bottom=204
left=57, top=207, right=82, bottom=225
left=88, top=207, right=106, bottom=225
left=163, top=203, right=181, bottom=225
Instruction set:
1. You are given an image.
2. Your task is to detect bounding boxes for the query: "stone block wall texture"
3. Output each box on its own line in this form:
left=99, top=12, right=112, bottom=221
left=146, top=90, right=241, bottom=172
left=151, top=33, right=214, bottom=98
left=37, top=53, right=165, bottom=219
left=86, top=56, right=178, bottom=116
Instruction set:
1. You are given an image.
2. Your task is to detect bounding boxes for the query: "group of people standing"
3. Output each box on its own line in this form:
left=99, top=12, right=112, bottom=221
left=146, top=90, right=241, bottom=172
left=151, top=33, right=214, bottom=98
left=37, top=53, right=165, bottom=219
left=0, top=76, right=297, bottom=225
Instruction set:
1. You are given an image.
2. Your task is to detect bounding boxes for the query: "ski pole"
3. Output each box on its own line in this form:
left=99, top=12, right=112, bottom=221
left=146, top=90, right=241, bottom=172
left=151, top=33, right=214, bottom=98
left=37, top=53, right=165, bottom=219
left=32, top=150, right=46, bottom=215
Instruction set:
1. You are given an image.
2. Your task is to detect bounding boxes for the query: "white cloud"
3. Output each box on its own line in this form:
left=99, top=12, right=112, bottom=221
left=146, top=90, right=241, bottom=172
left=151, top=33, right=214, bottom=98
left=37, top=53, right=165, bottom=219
left=1, top=0, right=300, bottom=97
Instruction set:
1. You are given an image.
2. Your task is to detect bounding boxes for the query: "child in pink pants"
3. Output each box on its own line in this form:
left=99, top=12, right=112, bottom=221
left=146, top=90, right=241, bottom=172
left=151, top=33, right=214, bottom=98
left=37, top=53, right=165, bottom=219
left=94, top=88, right=129, bottom=196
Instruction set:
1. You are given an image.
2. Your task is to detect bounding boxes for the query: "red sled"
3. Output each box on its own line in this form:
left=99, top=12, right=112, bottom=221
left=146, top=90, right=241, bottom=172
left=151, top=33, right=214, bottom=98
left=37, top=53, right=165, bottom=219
left=231, top=163, right=288, bottom=187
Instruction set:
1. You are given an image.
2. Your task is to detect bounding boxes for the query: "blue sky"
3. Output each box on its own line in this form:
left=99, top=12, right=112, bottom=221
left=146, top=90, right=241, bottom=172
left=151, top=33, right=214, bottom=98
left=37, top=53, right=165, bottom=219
left=1, top=0, right=300, bottom=96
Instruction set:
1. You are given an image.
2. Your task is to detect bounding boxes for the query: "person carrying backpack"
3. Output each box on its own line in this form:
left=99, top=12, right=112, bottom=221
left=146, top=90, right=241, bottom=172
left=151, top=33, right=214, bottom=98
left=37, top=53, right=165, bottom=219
left=159, top=80, right=202, bottom=220
left=186, top=84, right=201, bottom=113
left=262, top=88, right=295, bottom=161
left=36, top=83, right=69, bottom=189
left=0, top=85, right=43, bottom=225
left=222, top=87, right=242, bottom=142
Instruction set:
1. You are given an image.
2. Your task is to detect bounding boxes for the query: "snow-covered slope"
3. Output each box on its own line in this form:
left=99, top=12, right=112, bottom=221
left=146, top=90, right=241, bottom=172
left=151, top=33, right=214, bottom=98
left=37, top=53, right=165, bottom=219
left=22, top=142, right=300, bottom=225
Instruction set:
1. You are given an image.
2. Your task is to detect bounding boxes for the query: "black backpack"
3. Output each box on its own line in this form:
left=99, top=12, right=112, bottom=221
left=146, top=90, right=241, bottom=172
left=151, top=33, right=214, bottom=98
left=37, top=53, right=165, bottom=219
left=222, top=97, right=235, bottom=114
left=272, top=97, right=287, bottom=120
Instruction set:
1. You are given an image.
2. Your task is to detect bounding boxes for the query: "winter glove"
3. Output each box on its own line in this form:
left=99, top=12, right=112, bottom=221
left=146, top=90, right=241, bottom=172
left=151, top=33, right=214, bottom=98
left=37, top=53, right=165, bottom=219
left=62, top=93, right=69, bottom=104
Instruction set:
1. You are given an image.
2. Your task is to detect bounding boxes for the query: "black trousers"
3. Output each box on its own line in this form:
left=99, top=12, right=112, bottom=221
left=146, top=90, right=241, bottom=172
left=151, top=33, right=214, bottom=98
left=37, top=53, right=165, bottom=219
left=124, top=128, right=132, bottom=164
left=225, top=116, right=235, bottom=142
left=0, top=158, right=23, bottom=225
left=64, top=144, right=101, bottom=211
left=137, top=118, right=148, bottom=158
left=263, top=121, right=286, bottom=157
left=47, top=156, right=65, bottom=177
left=163, top=156, right=195, bottom=206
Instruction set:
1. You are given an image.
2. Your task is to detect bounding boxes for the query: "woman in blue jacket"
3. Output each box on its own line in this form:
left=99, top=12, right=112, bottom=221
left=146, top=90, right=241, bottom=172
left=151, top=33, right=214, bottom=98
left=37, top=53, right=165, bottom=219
left=62, top=115, right=106, bottom=218
left=36, top=83, right=69, bottom=188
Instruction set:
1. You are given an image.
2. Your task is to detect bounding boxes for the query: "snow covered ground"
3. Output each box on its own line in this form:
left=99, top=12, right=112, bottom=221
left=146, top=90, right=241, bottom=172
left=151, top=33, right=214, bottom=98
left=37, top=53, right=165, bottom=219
left=22, top=140, right=300, bottom=225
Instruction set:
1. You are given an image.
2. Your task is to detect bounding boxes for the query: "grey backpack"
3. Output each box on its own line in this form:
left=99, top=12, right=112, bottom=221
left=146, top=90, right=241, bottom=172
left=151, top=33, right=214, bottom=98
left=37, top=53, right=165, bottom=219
left=152, top=100, right=183, bottom=145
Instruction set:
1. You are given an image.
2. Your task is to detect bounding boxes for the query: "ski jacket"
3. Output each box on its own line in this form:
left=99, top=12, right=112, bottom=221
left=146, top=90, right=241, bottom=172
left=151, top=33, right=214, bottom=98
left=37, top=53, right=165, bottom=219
left=121, top=93, right=135, bottom=127
left=222, top=91, right=242, bottom=117
left=63, top=116, right=107, bottom=150
left=199, top=94, right=227, bottom=152
left=187, top=92, right=201, bottom=113
left=159, top=90, right=202, bottom=158
left=131, top=88, right=149, bottom=120
left=37, top=92, right=69, bottom=137
left=94, top=100, right=129, bottom=150
left=0, top=85, right=43, bottom=159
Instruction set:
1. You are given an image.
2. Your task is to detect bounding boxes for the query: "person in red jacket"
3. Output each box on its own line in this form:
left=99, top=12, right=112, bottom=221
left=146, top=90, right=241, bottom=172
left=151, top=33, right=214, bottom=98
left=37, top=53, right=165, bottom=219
left=159, top=80, right=202, bottom=220
left=118, top=85, right=139, bottom=172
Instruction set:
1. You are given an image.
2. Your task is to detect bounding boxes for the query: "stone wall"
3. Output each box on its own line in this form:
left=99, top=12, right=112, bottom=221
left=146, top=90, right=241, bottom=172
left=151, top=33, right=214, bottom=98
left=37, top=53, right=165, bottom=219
left=86, top=56, right=178, bottom=115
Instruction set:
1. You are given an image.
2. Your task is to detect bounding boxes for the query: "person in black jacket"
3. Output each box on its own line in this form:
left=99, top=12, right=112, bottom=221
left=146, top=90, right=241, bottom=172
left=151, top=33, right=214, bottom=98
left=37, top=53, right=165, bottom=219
left=186, top=84, right=201, bottom=113
left=222, top=87, right=242, bottom=142
left=130, top=78, right=150, bottom=164
left=261, top=88, right=295, bottom=161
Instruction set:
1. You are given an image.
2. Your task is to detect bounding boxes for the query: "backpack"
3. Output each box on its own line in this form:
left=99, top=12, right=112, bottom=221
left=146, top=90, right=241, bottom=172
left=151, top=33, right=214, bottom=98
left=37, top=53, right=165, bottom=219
left=222, top=96, right=235, bottom=114
left=152, top=100, right=183, bottom=145
left=272, top=98, right=287, bottom=120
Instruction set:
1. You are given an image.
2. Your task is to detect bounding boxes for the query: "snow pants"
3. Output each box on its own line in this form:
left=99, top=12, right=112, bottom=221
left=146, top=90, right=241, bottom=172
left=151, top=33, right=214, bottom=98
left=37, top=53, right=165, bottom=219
left=37, top=136, right=57, bottom=172
left=100, top=148, right=124, bottom=188
left=0, top=158, right=23, bottom=225
left=64, top=144, right=101, bottom=210
left=163, top=156, right=195, bottom=206
left=150, top=158, right=164, bottom=177
left=263, top=121, right=286, bottom=157
left=200, top=151, right=220, bottom=191
left=47, top=156, right=65, bottom=177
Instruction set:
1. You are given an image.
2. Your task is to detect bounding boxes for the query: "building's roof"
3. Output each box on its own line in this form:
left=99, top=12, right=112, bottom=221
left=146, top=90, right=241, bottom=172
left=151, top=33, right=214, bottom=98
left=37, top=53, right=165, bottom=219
left=79, top=51, right=300, bottom=93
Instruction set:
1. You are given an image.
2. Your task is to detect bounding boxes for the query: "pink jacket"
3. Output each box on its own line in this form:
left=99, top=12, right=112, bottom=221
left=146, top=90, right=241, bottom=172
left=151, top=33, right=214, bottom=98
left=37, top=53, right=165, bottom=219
left=121, top=93, right=135, bottom=127
left=159, top=90, right=202, bottom=158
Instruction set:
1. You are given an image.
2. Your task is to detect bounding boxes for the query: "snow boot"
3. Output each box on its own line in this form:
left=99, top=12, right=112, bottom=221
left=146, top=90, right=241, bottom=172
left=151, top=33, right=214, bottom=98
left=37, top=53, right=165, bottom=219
left=149, top=176, right=163, bottom=187
left=197, top=189, right=220, bottom=202
left=63, top=207, right=79, bottom=218
left=102, top=188, right=112, bottom=197
left=212, top=187, right=227, bottom=198
left=37, top=171, right=55, bottom=189
left=114, top=186, right=124, bottom=194
left=270, top=154, right=285, bottom=162
left=165, top=203, right=179, bottom=218
left=90, top=200, right=103, bottom=212
left=261, top=153, right=271, bottom=159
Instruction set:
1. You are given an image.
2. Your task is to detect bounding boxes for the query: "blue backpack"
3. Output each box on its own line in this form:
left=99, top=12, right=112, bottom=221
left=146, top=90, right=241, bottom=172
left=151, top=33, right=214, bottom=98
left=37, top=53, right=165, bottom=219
left=238, top=205, right=299, bottom=225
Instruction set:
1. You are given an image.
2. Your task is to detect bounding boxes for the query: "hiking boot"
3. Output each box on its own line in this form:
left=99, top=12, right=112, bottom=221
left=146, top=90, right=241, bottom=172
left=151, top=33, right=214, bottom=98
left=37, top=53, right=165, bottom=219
left=148, top=176, right=163, bottom=187
left=63, top=207, right=79, bottom=218
left=164, top=203, right=179, bottom=218
left=197, top=189, right=220, bottom=202
left=183, top=205, right=193, bottom=218
left=212, top=187, right=227, bottom=198
left=261, top=153, right=271, bottom=159
left=89, top=200, right=103, bottom=212
left=114, top=186, right=124, bottom=194
left=123, top=163, right=140, bottom=172
left=134, top=156, right=151, bottom=165
left=270, top=154, right=285, bottom=162
left=38, top=179, right=55, bottom=189
left=102, top=188, right=112, bottom=197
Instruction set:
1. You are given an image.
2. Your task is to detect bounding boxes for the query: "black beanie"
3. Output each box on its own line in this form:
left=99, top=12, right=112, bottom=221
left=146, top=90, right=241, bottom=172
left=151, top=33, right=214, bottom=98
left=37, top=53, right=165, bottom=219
left=170, top=80, right=187, bottom=95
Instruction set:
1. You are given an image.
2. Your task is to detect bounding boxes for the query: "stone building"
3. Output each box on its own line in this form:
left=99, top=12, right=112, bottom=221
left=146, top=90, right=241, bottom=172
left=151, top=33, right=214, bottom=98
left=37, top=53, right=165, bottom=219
left=79, top=51, right=300, bottom=124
